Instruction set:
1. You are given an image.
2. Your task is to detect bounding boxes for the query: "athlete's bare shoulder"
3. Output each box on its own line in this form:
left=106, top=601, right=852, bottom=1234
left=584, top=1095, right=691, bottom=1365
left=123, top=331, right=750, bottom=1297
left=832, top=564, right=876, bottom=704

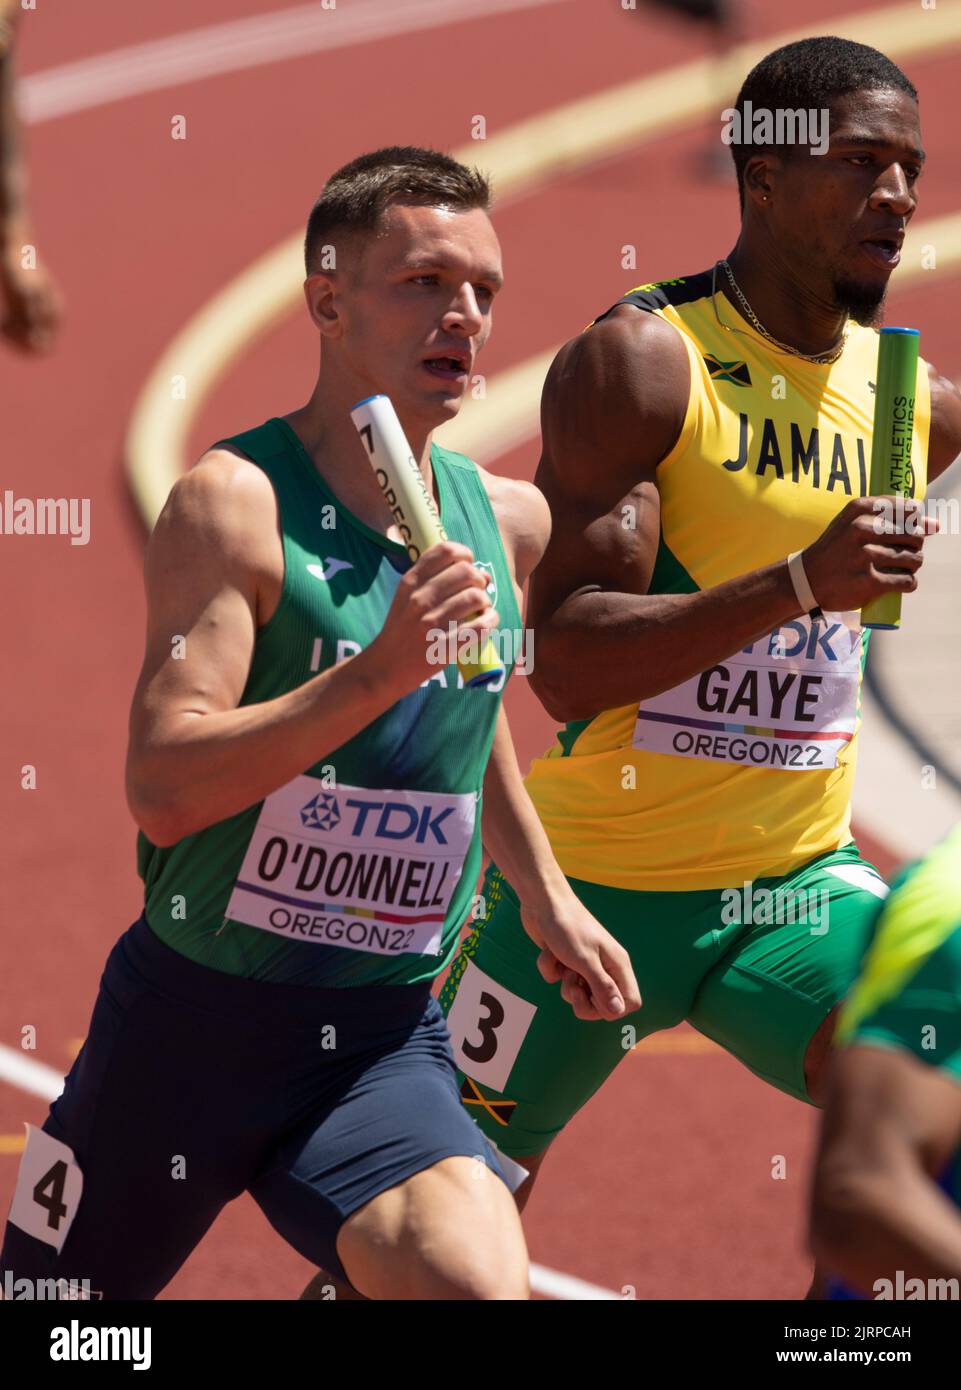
left=524, top=308, right=685, bottom=669
left=476, top=468, right=551, bottom=586
left=152, top=445, right=283, bottom=627
left=926, top=361, right=961, bottom=482
left=540, top=305, right=690, bottom=499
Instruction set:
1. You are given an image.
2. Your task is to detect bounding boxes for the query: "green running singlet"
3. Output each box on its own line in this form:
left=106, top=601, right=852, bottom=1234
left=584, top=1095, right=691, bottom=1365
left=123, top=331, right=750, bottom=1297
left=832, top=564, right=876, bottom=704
left=138, top=417, right=522, bottom=987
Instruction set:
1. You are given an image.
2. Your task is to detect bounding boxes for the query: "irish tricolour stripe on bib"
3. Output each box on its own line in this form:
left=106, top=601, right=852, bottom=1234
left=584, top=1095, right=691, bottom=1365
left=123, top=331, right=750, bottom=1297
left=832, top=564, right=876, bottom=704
left=226, top=775, right=476, bottom=956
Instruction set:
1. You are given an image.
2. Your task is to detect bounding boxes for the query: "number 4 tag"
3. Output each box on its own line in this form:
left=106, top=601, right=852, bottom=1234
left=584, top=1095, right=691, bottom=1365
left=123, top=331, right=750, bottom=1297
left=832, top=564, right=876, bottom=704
left=9, top=1125, right=83, bottom=1252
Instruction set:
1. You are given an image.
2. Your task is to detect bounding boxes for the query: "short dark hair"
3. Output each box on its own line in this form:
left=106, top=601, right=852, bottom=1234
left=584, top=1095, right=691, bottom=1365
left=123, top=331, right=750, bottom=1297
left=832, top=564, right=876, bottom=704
left=304, top=146, right=492, bottom=274
left=730, top=37, right=918, bottom=211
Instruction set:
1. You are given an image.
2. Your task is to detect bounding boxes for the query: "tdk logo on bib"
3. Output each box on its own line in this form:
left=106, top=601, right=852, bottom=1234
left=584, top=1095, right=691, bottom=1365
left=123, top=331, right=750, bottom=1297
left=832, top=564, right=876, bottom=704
left=301, top=792, right=453, bottom=844
left=361, top=799, right=453, bottom=844
left=767, top=618, right=849, bottom=662
left=301, top=792, right=341, bottom=831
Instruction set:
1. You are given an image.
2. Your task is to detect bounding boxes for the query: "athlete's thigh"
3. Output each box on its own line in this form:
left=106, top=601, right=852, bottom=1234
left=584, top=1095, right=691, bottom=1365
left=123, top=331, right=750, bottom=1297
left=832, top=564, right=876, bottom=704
left=250, top=995, right=519, bottom=1290
left=0, top=935, right=263, bottom=1299
left=337, top=1154, right=528, bottom=1300
left=439, top=863, right=709, bottom=1158
left=688, top=847, right=889, bottom=1103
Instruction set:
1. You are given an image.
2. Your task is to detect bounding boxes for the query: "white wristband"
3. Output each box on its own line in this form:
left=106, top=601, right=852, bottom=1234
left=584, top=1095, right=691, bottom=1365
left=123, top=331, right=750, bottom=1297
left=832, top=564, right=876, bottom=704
left=787, top=550, right=822, bottom=617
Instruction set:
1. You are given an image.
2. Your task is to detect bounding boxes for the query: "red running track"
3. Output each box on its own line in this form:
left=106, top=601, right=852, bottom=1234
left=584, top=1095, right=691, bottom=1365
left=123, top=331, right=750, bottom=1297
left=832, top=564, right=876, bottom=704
left=1, top=0, right=957, bottom=1298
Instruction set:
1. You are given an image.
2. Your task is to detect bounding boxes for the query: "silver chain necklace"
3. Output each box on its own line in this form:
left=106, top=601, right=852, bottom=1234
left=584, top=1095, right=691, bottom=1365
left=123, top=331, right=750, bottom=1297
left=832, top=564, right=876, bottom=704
left=716, top=259, right=847, bottom=366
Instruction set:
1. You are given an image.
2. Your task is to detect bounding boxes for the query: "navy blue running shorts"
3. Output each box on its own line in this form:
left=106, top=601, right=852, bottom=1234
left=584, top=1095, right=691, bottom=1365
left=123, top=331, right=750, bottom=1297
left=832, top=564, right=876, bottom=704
left=0, top=914, right=508, bottom=1298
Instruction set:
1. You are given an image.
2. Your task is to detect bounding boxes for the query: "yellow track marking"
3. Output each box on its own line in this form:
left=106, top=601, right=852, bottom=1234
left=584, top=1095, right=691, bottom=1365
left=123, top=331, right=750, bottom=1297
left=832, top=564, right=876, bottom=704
left=632, top=1032, right=724, bottom=1055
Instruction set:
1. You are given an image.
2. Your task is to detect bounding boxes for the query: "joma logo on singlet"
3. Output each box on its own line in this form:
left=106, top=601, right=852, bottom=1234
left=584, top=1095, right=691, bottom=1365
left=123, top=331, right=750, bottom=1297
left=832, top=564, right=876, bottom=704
left=301, top=794, right=455, bottom=845
left=721, top=414, right=880, bottom=494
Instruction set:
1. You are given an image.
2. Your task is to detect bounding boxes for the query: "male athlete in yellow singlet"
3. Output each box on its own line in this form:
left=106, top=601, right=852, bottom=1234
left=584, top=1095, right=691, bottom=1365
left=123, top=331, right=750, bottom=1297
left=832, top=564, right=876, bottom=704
left=441, top=36, right=961, bottom=1258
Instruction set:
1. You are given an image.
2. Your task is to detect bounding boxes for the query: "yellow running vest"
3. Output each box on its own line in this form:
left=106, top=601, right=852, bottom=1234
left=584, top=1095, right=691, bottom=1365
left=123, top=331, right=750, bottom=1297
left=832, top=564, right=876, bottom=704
left=525, top=270, right=931, bottom=891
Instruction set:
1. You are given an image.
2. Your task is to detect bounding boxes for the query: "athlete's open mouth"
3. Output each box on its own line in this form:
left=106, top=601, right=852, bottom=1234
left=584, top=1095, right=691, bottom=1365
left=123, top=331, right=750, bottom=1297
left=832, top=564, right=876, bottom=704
left=859, top=236, right=903, bottom=269
left=423, top=355, right=470, bottom=381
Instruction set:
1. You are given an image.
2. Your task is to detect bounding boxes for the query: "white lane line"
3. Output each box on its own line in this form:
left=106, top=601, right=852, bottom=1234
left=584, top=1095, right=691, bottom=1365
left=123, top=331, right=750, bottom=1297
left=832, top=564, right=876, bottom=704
left=0, top=1041, right=619, bottom=1299
left=0, top=1044, right=65, bottom=1102
left=20, top=0, right=569, bottom=125
left=529, top=1262, right=622, bottom=1300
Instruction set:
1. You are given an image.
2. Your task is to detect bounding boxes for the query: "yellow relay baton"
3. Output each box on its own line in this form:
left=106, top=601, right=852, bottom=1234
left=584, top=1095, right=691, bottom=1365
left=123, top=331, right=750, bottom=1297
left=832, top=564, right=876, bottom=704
left=350, top=393, right=505, bottom=688
left=861, top=326, right=921, bottom=631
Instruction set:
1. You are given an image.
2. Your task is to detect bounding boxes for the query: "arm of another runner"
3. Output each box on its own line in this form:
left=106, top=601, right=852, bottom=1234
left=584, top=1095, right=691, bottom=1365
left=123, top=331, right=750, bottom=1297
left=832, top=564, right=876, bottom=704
left=926, top=362, right=961, bottom=482
left=0, top=14, right=61, bottom=352
left=528, top=307, right=934, bottom=724
left=810, top=1044, right=961, bottom=1289
left=126, top=451, right=496, bottom=846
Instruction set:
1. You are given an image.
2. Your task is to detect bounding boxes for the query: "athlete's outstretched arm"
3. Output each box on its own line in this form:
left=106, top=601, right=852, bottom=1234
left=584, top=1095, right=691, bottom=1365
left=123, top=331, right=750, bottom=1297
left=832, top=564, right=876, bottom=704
left=528, top=309, right=933, bottom=724
left=126, top=453, right=496, bottom=846
left=810, top=1044, right=961, bottom=1290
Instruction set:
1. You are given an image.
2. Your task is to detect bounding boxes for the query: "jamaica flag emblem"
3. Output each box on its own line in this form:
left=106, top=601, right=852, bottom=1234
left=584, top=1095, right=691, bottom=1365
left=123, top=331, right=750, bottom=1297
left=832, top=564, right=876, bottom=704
left=460, top=1075, right=517, bottom=1127
left=703, top=354, right=752, bottom=387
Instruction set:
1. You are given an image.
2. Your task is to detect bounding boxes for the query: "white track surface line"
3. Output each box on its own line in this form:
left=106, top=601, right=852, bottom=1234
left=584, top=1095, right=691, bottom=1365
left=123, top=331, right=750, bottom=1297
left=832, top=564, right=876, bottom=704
left=0, top=1044, right=65, bottom=1103
left=20, top=0, right=568, bottom=125
left=0, top=1042, right=618, bottom=1299
left=529, top=1263, right=622, bottom=1300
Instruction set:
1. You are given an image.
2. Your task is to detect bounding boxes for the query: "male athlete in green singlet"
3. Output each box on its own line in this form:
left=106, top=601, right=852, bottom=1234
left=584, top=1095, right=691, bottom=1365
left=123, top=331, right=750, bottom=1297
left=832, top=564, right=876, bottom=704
left=0, top=148, right=638, bottom=1302
left=441, top=38, right=961, bottom=1291
left=812, top=825, right=961, bottom=1297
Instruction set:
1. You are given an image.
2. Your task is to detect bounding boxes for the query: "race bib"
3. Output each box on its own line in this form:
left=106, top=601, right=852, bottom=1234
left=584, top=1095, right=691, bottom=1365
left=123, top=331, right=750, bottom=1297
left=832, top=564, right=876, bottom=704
left=9, top=1126, right=83, bottom=1252
left=447, top=960, right=537, bottom=1092
left=633, top=612, right=863, bottom=772
left=225, top=776, right=476, bottom=956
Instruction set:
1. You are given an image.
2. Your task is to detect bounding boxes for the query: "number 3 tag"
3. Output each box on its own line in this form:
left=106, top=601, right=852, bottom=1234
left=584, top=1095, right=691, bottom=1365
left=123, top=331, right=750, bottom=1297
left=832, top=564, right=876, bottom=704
left=9, top=1125, right=83, bottom=1252
left=447, top=961, right=536, bottom=1092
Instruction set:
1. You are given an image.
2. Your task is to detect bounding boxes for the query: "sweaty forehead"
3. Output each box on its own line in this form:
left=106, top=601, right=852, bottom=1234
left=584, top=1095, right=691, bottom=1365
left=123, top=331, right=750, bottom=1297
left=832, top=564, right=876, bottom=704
left=377, top=203, right=502, bottom=272
left=827, top=88, right=922, bottom=150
